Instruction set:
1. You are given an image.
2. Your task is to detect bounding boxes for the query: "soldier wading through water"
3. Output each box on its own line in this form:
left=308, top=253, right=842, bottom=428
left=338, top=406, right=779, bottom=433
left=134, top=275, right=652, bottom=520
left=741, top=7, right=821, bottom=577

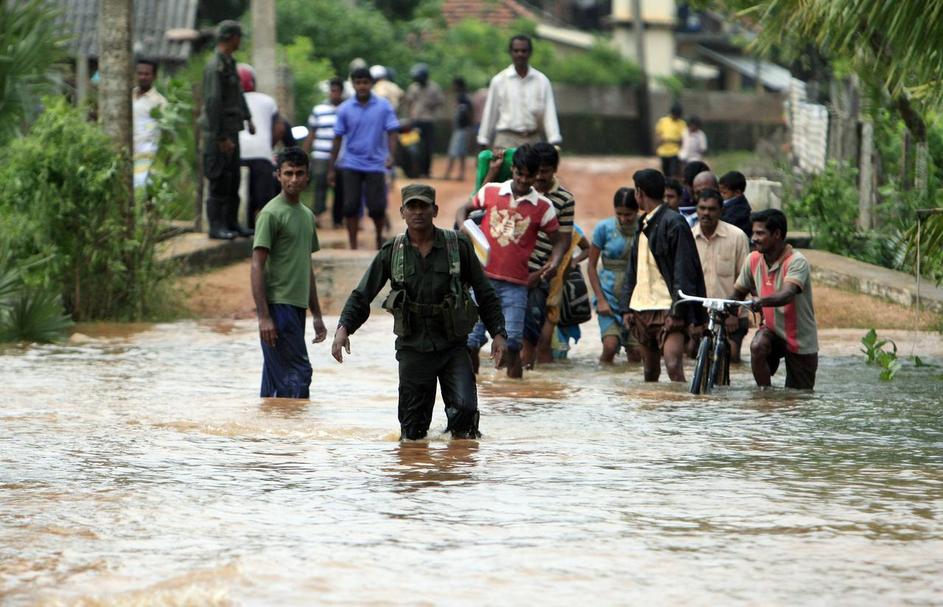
left=332, top=184, right=507, bottom=440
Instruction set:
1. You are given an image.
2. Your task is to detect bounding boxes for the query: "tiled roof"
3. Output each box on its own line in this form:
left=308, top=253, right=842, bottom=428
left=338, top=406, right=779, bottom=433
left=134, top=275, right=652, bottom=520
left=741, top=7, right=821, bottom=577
left=441, top=0, right=538, bottom=28
left=51, top=0, right=198, bottom=62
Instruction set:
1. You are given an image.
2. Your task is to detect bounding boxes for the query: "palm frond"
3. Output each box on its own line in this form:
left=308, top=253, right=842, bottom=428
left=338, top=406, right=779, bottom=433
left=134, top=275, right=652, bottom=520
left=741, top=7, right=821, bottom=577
left=0, top=287, right=73, bottom=343
left=743, top=0, right=943, bottom=115
left=0, top=0, right=69, bottom=143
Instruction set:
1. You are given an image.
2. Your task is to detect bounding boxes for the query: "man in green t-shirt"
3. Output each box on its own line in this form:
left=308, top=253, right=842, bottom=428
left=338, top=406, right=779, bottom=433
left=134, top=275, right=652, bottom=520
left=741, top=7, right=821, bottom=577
left=251, top=147, right=327, bottom=398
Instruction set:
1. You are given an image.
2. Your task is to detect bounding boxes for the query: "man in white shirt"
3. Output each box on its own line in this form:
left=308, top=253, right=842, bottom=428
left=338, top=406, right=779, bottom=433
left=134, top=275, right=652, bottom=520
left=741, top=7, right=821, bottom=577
left=679, top=116, right=708, bottom=164
left=477, top=34, right=562, bottom=150
left=238, top=64, right=278, bottom=231
left=132, top=59, right=167, bottom=189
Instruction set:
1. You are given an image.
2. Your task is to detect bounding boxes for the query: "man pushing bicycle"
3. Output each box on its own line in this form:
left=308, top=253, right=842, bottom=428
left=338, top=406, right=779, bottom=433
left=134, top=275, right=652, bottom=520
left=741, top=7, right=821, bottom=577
left=729, top=209, right=819, bottom=390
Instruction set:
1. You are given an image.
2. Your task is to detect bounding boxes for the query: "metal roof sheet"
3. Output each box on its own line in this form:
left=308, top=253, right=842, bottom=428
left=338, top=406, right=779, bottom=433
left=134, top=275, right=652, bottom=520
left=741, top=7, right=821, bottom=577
left=51, top=0, right=198, bottom=62
left=697, top=45, right=792, bottom=91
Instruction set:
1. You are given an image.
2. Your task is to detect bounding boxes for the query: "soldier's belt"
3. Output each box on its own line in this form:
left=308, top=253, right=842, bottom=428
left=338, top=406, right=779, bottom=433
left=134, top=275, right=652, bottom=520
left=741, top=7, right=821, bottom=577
left=405, top=301, right=448, bottom=317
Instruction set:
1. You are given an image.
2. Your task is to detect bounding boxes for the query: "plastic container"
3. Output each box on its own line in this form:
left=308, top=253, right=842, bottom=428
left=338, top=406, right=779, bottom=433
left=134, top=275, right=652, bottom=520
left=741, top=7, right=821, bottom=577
left=461, top=218, right=490, bottom=267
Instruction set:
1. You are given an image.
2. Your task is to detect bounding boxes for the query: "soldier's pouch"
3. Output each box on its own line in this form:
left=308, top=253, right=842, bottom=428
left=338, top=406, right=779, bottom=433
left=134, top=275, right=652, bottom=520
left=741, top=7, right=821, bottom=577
left=203, top=152, right=224, bottom=180
left=442, top=285, right=479, bottom=341
left=382, top=288, right=411, bottom=337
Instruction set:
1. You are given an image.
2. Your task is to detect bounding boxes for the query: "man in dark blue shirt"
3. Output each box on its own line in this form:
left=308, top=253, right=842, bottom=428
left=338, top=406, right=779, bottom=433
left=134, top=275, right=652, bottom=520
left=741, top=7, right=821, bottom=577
left=719, top=170, right=753, bottom=238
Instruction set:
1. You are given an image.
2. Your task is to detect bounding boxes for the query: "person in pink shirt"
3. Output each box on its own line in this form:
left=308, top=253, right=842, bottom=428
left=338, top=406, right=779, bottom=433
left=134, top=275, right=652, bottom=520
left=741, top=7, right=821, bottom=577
left=458, top=144, right=566, bottom=378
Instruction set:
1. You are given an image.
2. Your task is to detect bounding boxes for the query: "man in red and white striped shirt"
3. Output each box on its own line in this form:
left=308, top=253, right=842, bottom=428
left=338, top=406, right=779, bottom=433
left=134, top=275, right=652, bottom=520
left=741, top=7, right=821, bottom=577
left=458, top=144, right=565, bottom=378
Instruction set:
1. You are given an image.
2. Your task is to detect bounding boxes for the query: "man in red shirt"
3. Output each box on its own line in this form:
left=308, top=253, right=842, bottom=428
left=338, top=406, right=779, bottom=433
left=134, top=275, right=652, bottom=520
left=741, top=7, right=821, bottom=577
left=458, top=144, right=566, bottom=378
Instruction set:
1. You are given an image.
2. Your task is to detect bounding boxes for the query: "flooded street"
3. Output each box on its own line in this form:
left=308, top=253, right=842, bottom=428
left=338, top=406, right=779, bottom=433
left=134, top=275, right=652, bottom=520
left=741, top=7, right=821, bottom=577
left=2, top=317, right=942, bottom=605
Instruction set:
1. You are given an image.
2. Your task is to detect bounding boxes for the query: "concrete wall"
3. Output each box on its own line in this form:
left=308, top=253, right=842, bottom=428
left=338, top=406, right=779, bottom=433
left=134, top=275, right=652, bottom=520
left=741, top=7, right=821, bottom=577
left=432, top=84, right=786, bottom=155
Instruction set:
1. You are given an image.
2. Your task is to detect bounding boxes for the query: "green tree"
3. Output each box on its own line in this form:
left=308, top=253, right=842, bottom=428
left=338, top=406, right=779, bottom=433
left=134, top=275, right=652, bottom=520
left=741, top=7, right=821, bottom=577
left=0, top=0, right=67, bottom=144
left=543, top=41, right=641, bottom=87
left=276, top=0, right=415, bottom=80
left=280, top=37, right=337, bottom=124
left=419, top=18, right=640, bottom=91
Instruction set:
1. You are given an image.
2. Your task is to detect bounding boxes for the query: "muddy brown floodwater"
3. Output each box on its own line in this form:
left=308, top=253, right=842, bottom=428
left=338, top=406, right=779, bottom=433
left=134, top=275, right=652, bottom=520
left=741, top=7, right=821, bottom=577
left=2, top=316, right=942, bottom=606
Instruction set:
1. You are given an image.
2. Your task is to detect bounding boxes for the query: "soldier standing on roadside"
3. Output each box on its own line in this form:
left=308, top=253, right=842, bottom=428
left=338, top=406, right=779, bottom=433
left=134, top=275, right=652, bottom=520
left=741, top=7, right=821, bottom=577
left=200, top=20, right=255, bottom=240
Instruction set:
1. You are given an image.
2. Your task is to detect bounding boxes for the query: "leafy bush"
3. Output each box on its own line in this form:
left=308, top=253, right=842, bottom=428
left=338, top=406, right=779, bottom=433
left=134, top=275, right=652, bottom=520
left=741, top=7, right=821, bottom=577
left=544, top=41, right=642, bottom=87
left=788, top=161, right=895, bottom=266
left=0, top=99, right=176, bottom=321
left=0, top=286, right=74, bottom=343
left=146, top=73, right=201, bottom=220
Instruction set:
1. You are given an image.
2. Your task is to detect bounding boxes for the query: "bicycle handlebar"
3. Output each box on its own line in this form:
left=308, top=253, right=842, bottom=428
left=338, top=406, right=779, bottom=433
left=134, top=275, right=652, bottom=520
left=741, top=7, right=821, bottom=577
left=676, top=290, right=755, bottom=311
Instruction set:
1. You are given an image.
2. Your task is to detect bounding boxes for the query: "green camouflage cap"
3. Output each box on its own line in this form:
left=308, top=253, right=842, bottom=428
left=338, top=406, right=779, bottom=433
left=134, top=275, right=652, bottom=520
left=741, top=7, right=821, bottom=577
left=217, top=20, right=243, bottom=40
left=401, top=184, right=436, bottom=206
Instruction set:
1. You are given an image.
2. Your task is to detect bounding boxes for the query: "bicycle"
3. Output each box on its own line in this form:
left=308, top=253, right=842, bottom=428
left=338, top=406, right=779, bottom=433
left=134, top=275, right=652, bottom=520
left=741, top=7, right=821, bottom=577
left=677, top=290, right=755, bottom=395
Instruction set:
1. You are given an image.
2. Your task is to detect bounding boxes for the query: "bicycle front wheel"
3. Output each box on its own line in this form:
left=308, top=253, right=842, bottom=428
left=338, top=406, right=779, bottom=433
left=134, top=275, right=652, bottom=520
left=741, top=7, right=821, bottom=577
left=690, top=336, right=712, bottom=395
left=709, top=336, right=729, bottom=389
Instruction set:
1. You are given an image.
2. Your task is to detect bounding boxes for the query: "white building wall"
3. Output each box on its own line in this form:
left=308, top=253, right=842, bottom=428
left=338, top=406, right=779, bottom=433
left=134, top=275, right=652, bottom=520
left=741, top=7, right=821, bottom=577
left=611, top=0, right=677, bottom=79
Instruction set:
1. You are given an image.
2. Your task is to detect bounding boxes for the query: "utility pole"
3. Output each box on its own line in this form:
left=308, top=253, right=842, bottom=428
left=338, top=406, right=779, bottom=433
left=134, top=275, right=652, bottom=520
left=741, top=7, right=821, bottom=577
left=858, top=119, right=874, bottom=230
left=251, top=0, right=277, bottom=96
left=98, top=0, right=134, bottom=234
left=630, top=0, right=651, bottom=155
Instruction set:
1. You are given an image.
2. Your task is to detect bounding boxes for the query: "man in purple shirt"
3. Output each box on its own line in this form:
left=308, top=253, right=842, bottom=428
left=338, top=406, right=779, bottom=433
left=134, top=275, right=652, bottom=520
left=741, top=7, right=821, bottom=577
left=328, top=67, right=400, bottom=249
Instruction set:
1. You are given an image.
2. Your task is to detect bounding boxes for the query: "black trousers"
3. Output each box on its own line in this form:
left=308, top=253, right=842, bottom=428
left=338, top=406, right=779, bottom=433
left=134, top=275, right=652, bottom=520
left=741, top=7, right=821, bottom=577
left=332, top=168, right=345, bottom=226
left=341, top=169, right=386, bottom=219
left=310, top=157, right=330, bottom=216
left=415, top=120, right=435, bottom=176
left=241, top=158, right=276, bottom=229
left=396, top=345, right=480, bottom=440
left=204, top=138, right=242, bottom=230
left=660, top=155, right=680, bottom=180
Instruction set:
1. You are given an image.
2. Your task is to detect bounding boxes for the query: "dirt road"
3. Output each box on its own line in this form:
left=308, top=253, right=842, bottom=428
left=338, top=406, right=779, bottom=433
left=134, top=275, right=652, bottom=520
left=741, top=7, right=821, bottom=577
left=179, top=156, right=941, bottom=333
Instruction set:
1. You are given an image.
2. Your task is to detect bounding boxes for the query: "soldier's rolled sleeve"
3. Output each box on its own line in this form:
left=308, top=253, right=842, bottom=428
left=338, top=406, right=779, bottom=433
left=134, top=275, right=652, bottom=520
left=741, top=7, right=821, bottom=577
left=459, top=237, right=506, bottom=339
left=338, top=246, right=392, bottom=334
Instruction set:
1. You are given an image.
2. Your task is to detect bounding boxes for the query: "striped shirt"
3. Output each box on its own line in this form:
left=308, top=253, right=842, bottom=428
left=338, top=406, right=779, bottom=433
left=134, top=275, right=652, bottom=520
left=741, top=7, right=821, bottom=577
left=528, top=179, right=575, bottom=272
left=736, top=246, right=818, bottom=354
left=307, top=102, right=339, bottom=160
